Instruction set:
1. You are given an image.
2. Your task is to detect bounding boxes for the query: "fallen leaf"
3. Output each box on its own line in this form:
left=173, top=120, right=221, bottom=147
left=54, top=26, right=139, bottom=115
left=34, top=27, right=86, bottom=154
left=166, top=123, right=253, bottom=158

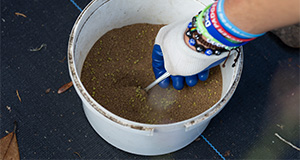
left=14, top=12, right=26, bottom=18
left=58, top=81, right=73, bottom=94
left=0, top=122, right=20, bottom=160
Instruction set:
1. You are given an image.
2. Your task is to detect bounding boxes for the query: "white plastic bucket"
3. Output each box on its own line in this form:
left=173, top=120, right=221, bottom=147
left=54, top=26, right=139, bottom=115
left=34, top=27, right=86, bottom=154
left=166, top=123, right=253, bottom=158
left=68, top=0, right=243, bottom=156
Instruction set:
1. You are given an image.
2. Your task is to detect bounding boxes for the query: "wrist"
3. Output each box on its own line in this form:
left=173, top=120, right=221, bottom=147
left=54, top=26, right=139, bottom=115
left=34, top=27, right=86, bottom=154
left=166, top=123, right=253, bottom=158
left=223, top=0, right=263, bottom=34
left=217, top=0, right=265, bottom=38
left=224, top=0, right=300, bottom=35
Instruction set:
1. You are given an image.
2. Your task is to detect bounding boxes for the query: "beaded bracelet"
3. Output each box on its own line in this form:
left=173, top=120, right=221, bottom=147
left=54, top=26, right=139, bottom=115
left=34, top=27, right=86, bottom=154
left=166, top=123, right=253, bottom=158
left=217, top=0, right=265, bottom=39
left=186, top=23, right=242, bottom=65
left=210, top=2, right=255, bottom=43
left=186, top=22, right=227, bottom=56
left=187, top=18, right=231, bottom=56
left=185, top=2, right=258, bottom=56
left=205, top=7, right=248, bottom=47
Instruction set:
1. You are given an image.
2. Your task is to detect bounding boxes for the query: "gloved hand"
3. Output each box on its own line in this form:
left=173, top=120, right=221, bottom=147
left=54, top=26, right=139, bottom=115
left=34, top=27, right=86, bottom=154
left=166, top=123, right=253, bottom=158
left=152, top=19, right=230, bottom=90
left=152, top=44, right=226, bottom=90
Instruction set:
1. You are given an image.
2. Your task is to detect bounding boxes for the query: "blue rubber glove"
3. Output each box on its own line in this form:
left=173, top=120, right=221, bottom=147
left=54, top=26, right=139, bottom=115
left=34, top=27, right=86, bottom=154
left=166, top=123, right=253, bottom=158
left=152, top=44, right=226, bottom=90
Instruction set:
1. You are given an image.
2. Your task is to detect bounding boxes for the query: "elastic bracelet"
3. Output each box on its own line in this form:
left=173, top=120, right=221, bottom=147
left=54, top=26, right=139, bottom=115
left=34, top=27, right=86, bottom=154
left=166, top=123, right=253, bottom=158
left=196, top=4, right=233, bottom=50
left=217, top=0, right=265, bottom=39
left=210, top=2, right=255, bottom=42
left=196, top=6, right=226, bottom=48
left=205, top=7, right=248, bottom=47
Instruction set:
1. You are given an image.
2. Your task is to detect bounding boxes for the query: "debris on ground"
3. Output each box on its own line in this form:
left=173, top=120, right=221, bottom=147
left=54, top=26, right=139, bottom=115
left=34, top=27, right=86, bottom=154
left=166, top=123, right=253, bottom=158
left=16, top=90, right=21, bottom=102
left=0, top=121, right=20, bottom=160
left=58, top=81, right=73, bottom=94
left=45, top=88, right=51, bottom=94
left=275, top=133, right=300, bottom=151
left=29, top=44, right=47, bottom=52
left=14, top=12, right=27, bottom=18
left=6, top=106, right=11, bottom=113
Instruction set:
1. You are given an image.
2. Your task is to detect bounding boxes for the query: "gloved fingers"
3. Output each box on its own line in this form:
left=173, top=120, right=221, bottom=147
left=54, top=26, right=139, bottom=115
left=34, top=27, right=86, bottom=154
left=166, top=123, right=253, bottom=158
left=158, top=77, right=170, bottom=88
left=185, top=75, right=198, bottom=87
left=198, top=70, right=209, bottom=81
left=152, top=44, right=163, bottom=57
left=152, top=44, right=164, bottom=63
left=152, top=44, right=164, bottom=70
left=152, top=44, right=170, bottom=88
left=152, top=44, right=165, bottom=77
left=195, top=57, right=226, bottom=82
left=171, top=76, right=184, bottom=90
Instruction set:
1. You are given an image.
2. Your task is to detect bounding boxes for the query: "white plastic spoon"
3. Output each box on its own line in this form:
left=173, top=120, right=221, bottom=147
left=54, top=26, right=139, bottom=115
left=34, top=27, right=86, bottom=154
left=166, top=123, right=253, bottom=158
left=144, top=72, right=171, bottom=92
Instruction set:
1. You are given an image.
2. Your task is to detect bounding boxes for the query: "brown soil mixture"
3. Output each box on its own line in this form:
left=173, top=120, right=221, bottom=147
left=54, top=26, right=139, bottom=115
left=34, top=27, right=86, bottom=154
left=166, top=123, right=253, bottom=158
left=81, top=24, right=222, bottom=124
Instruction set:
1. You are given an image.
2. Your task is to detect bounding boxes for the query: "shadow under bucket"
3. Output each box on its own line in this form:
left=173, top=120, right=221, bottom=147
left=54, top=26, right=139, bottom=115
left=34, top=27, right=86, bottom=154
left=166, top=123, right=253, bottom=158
left=68, top=0, right=243, bottom=156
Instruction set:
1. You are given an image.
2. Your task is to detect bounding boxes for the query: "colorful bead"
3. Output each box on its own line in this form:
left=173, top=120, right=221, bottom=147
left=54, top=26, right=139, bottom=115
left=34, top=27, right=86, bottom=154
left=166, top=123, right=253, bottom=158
left=205, top=49, right=213, bottom=56
left=189, top=38, right=196, bottom=46
left=195, top=44, right=205, bottom=52
left=186, top=30, right=192, bottom=38
left=195, top=34, right=201, bottom=40
left=188, top=22, right=193, bottom=29
left=214, top=49, right=222, bottom=55
left=187, top=19, right=228, bottom=56
left=190, top=27, right=197, bottom=32
left=185, top=6, right=246, bottom=57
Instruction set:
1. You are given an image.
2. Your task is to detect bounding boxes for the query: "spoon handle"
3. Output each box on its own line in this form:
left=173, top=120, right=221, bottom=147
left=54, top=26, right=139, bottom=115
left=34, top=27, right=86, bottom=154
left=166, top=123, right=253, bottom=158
left=145, top=72, right=171, bottom=92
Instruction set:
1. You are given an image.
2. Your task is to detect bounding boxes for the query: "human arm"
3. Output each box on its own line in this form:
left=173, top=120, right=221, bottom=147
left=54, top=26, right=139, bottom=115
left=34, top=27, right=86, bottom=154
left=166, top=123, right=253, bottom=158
left=225, top=0, right=300, bottom=35
left=152, top=0, right=300, bottom=90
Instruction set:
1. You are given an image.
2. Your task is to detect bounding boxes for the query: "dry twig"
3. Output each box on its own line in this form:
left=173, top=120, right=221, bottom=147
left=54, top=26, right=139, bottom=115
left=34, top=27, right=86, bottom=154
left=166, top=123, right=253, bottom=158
left=16, top=90, right=21, bottom=102
left=74, top=152, right=81, bottom=158
left=58, top=57, right=66, bottom=63
left=29, top=44, right=47, bottom=52
left=14, top=12, right=27, bottom=18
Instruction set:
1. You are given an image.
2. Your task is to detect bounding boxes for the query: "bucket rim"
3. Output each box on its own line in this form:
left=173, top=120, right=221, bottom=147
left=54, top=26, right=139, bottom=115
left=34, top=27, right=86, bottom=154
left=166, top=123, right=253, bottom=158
left=67, top=0, right=244, bottom=130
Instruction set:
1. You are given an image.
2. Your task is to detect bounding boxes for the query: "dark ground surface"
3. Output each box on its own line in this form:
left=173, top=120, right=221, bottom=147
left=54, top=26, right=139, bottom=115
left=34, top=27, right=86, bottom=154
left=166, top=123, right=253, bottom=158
left=1, top=0, right=299, bottom=159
